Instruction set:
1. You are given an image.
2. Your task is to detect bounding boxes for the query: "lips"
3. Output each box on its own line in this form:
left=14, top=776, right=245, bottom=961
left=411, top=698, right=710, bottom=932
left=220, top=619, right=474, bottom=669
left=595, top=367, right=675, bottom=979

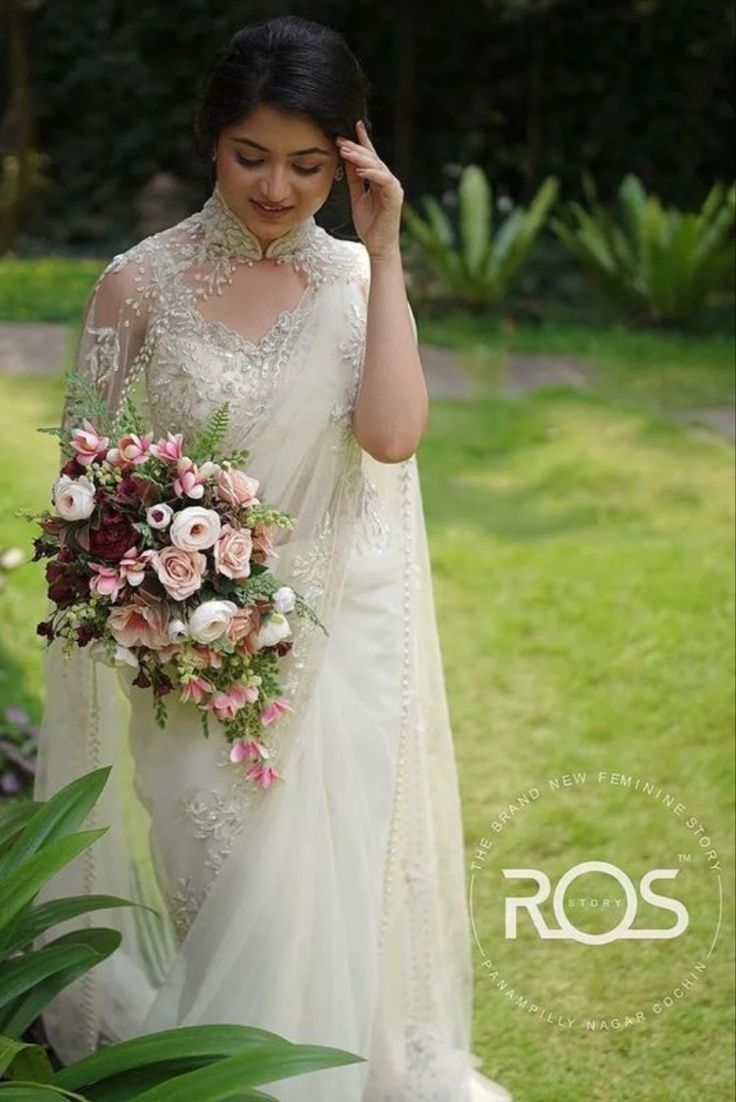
left=252, top=200, right=292, bottom=213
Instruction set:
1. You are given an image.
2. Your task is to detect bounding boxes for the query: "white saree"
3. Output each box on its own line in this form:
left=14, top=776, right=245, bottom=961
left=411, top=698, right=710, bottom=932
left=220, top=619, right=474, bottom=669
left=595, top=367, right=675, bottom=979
left=33, top=182, right=512, bottom=1101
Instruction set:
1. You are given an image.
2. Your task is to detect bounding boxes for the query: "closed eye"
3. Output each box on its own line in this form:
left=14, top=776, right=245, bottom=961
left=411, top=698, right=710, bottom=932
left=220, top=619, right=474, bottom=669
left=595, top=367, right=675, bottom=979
left=236, top=155, right=321, bottom=176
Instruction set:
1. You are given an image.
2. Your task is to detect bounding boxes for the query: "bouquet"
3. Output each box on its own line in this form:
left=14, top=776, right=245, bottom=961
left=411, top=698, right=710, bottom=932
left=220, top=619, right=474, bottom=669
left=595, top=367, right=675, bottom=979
left=24, top=371, right=325, bottom=791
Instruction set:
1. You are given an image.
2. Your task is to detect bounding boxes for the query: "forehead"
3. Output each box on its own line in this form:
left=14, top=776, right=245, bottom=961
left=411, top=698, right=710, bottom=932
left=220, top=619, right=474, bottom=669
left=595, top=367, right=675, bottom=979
left=223, top=105, right=329, bottom=148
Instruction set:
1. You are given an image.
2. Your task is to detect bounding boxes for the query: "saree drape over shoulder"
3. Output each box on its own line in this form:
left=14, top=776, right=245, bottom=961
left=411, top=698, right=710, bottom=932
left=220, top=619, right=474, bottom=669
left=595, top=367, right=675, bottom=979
left=33, top=183, right=512, bottom=1102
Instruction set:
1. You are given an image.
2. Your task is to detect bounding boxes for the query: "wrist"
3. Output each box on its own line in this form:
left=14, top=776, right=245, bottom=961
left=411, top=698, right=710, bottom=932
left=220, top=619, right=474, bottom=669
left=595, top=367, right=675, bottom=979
left=368, top=245, right=402, bottom=267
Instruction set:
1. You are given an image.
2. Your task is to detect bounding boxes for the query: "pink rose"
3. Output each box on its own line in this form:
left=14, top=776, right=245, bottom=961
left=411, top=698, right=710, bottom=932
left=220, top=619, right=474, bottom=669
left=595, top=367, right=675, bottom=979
left=107, top=599, right=170, bottom=649
left=214, top=524, right=253, bottom=580
left=216, top=469, right=260, bottom=508
left=70, top=419, right=109, bottom=467
left=151, top=545, right=206, bottom=600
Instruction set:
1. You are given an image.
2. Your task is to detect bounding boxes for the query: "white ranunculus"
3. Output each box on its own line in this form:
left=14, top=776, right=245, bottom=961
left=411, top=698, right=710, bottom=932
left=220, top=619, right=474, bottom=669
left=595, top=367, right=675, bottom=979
left=254, top=613, right=292, bottom=650
left=89, top=640, right=139, bottom=670
left=169, top=506, right=222, bottom=551
left=53, top=474, right=96, bottom=521
left=167, top=618, right=189, bottom=643
left=272, top=585, right=296, bottom=614
left=188, top=599, right=238, bottom=644
left=146, top=502, right=173, bottom=529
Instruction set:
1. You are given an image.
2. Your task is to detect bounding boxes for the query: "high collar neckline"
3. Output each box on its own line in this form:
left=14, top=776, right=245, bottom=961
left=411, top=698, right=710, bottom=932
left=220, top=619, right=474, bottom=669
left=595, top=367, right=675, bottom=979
left=200, top=182, right=320, bottom=262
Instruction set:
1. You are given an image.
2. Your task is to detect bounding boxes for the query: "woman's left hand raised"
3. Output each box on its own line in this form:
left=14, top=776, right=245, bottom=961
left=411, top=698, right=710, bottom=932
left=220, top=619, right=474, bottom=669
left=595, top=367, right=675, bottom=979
left=336, top=120, right=404, bottom=259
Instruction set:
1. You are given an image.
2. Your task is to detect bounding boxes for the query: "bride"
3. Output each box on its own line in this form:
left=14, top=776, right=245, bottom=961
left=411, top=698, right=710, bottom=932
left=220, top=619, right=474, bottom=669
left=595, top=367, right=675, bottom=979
left=34, top=15, right=513, bottom=1102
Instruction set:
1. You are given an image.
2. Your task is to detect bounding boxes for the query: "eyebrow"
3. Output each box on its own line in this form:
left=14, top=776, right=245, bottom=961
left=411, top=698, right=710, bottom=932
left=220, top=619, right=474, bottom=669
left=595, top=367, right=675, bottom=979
left=230, top=137, right=332, bottom=157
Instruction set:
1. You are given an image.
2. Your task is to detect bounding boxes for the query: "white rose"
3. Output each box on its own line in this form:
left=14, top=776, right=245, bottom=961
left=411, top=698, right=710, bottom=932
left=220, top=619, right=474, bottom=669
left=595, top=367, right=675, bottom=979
left=167, top=618, right=189, bottom=643
left=272, top=586, right=296, bottom=614
left=254, top=613, right=292, bottom=650
left=146, top=502, right=173, bottom=529
left=53, top=474, right=96, bottom=521
left=169, top=506, right=222, bottom=551
left=188, top=599, right=238, bottom=644
left=89, top=640, right=139, bottom=670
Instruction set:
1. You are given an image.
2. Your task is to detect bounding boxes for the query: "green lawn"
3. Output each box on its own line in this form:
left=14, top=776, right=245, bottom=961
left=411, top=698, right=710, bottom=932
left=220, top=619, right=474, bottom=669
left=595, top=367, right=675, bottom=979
left=0, top=310, right=733, bottom=1099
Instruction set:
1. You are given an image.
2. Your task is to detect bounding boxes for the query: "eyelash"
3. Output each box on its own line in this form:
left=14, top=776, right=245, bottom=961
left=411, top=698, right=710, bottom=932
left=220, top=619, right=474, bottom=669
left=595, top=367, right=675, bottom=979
left=235, top=155, right=321, bottom=176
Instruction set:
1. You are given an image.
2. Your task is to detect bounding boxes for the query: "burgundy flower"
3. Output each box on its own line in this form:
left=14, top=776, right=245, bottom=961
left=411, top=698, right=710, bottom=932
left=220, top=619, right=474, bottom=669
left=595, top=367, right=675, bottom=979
left=60, top=456, right=87, bottom=478
left=76, top=623, right=103, bottom=647
left=87, top=504, right=138, bottom=561
left=117, top=475, right=160, bottom=506
left=36, top=621, right=56, bottom=640
left=47, top=569, right=88, bottom=607
left=132, top=668, right=152, bottom=689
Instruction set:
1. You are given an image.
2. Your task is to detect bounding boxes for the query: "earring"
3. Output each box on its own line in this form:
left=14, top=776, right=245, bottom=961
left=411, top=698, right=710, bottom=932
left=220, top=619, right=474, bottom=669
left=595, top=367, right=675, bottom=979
left=210, top=150, right=216, bottom=161
left=335, top=165, right=344, bottom=181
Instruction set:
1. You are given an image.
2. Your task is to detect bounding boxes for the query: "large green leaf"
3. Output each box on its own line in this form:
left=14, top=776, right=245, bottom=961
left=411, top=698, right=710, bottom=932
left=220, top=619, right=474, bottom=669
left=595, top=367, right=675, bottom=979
left=0, top=1036, right=54, bottom=1080
left=132, top=1042, right=365, bottom=1100
left=0, top=769, right=111, bottom=881
left=0, top=929, right=120, bottom=1037
left=0, top=894, right=154, bottom=959
left=0, top=802, right=40, bottom=855
left=51, top=1025, right=294, bottom=1090
left=0, top=829, right=108, bottom=938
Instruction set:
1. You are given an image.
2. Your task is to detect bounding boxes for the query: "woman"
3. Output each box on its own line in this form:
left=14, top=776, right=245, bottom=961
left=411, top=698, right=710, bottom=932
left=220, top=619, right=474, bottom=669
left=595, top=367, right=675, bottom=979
left=35, top=15, right=512, bottom=1102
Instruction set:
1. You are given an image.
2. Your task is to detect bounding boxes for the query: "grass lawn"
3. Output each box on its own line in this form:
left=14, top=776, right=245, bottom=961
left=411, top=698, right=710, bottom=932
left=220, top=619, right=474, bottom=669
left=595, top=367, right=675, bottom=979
left=0, top=306, right=733, bottom=1099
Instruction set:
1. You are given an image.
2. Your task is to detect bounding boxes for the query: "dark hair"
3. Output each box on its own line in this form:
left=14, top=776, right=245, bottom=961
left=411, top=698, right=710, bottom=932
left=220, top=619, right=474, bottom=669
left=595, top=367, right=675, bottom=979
left=193, top=16, right=371, bottom=220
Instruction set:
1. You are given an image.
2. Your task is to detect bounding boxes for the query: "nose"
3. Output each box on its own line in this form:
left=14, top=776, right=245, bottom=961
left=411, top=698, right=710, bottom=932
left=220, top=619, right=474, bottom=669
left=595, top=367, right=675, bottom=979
left=259, top=164, right=291, bottom=205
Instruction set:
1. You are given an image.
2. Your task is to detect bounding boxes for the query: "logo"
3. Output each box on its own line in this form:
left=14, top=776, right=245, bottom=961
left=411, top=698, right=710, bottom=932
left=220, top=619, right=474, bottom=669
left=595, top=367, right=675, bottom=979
left=468, top=771, right=724, bottom=1031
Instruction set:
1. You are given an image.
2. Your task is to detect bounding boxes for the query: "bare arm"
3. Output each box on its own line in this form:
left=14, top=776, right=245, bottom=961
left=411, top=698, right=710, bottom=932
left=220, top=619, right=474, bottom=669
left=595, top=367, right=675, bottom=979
left=351, top=247, right=429, bottom=464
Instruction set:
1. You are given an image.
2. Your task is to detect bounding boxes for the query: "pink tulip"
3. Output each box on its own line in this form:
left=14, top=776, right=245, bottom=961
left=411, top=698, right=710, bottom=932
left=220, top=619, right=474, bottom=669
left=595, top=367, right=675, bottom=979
left=174, top=458, right=206, bottom=500
left=245, top=762, right=282, bottom=789
left=71, top=419, right=109, bottom=467
left=260, top=697, right=293, bottom=726
left=119, top=546, right=156, bottom=587
left=149, top=432, right=184, bottom=462
left=229, top=737, right=270, bottom=765
left=180, top=675, right=215, bottom=703
left=191, top=645, right=224, bottom=669
left=88, top=562, right=124, bottom=602
left=106, top=432, right=154, bottom=468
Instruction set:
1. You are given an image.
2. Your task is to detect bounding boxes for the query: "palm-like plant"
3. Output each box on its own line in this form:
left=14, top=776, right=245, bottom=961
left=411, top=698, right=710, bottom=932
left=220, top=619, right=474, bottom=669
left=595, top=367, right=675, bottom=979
left=0, top=768, right=364, bottom=1098
left=551, top=172, right=736, bottom=326
left=401, top=164, right=559, bottom=308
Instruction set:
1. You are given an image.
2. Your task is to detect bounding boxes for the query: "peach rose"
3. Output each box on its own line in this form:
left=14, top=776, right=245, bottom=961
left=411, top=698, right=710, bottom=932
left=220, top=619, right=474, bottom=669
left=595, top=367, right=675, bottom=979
left=214, top=524, right=253, bottom=580
left=224, top=605, right=260, bottom=644
left=151, top=545, right=206, bottom=600
left=216, top=469, right=260, bottom=508
left=251, top=523, right=278, bottom=565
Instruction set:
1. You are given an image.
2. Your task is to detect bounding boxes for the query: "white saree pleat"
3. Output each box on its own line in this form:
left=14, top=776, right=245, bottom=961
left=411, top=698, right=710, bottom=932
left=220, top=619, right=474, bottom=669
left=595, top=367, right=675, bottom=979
left=33, top=184, right=512, bottom=1100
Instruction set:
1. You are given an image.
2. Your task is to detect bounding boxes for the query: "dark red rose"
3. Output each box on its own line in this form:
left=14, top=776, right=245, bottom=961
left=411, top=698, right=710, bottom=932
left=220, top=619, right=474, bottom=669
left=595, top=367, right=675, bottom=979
left=132, top=669, right=152, bottom=689
left=36, top=620, right=56, bottom=640
left=87, top=504, right=138, bottom=561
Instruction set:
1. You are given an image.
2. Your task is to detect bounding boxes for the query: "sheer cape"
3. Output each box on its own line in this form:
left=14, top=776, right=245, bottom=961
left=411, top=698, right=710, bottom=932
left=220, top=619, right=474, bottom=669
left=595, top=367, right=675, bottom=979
left=33, top=183, right=512, bottom=1101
